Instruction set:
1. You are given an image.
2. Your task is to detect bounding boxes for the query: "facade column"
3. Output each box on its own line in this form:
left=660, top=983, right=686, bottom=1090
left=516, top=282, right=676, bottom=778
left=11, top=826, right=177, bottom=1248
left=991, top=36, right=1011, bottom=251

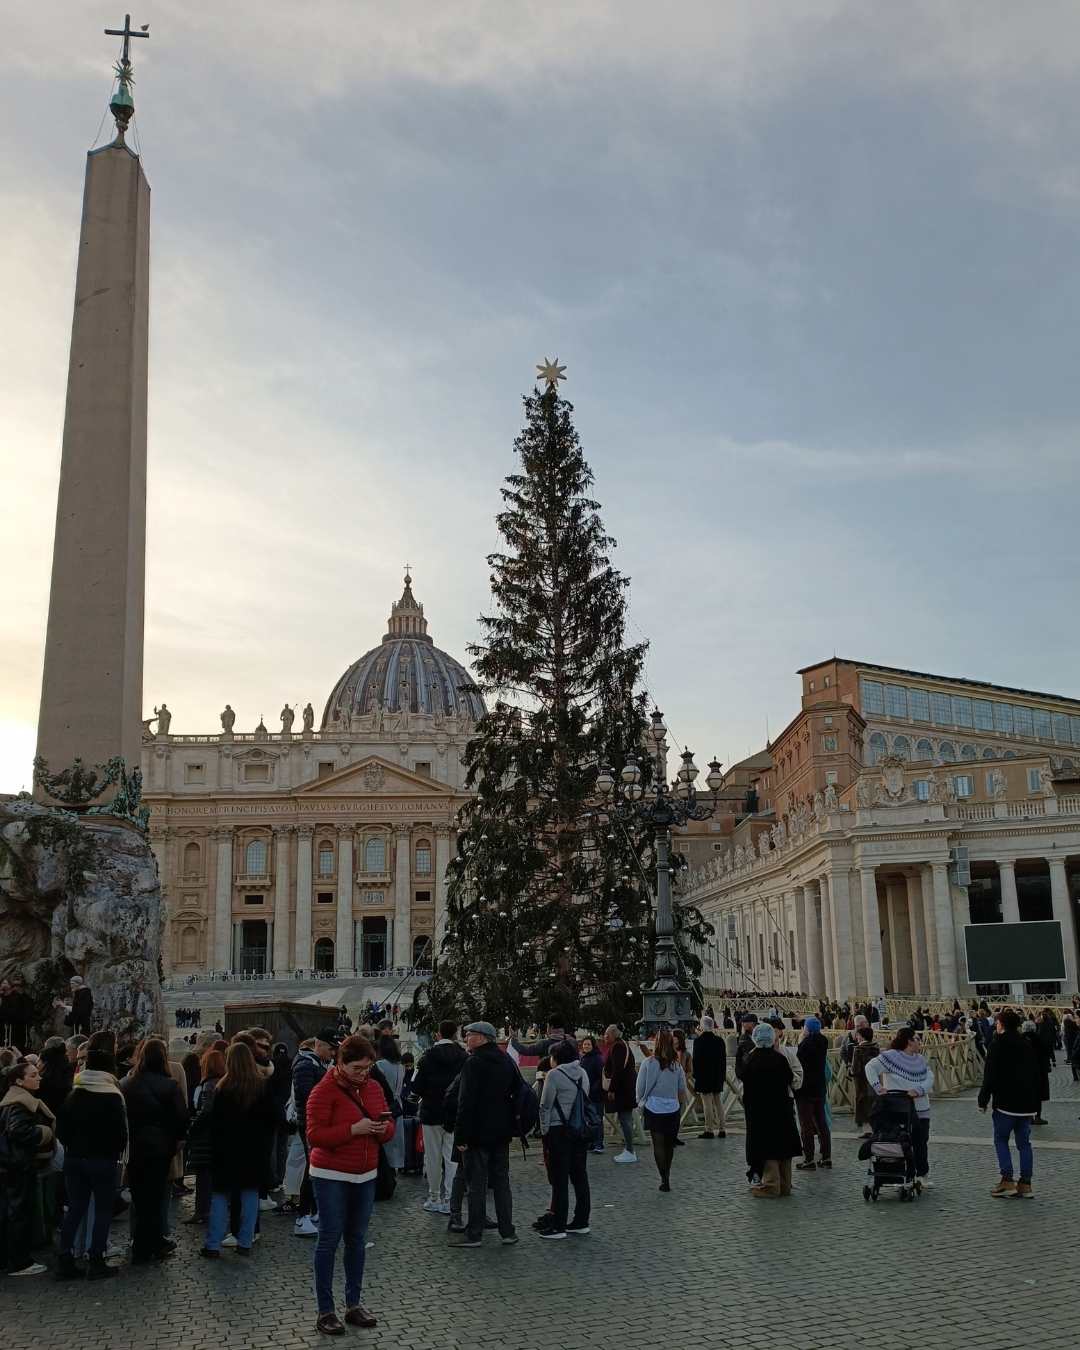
left=918, top=866, right=941, bottom=997
left=213, top=828, right=233, bottom=973
left=394, top=826, right=412, bottom=969
left=272, top=827, right=292, bottom=976
left=829, top=869, right=857, bottom=998
left=232, top=921, right=242, bottom=974
left=905, top=873, right=930, bottom=996
left=930, top=861, right=958, bottom=997
left=265, top=921, right=274, bottom=977
left=952, top=883, right=973, bottom=998
left=802, top=883, right=825, bottom=998
left=294, top=827, right=313, bottom=972
left=336, top=828, right=355, bottom=976
left=998, top=860, right=1020, bottom=923
left=1048, top=857, right=1078, bottom=994
left=434, top=826, right=451, bottom=950
left=149, top=828, right=171, bottom=974
left=859, top=866, right=885, bottom=1000
left=819, top=877, right=837, bottom=999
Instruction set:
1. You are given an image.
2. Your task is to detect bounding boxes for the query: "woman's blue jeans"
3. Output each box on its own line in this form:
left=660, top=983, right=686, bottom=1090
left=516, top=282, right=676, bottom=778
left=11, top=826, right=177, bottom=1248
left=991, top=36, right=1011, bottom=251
left=311, top=1177, right=376, bottom=1315
left=206, top=1188, right=257, bottom=1251
left=992, top=1111, right=1033, bottom=1181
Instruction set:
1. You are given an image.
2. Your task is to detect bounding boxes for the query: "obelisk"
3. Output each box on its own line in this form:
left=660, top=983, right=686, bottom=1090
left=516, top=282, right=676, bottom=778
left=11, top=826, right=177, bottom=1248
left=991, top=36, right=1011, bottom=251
left=35, top=17, right=151, bottom=797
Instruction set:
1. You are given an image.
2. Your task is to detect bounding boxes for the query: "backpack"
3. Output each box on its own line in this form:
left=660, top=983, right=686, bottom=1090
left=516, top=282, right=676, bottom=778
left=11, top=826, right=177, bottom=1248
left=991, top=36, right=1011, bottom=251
left=511, top=1069, right=540, bottom=1156
left=552, top=1067, right=601, bottom=1143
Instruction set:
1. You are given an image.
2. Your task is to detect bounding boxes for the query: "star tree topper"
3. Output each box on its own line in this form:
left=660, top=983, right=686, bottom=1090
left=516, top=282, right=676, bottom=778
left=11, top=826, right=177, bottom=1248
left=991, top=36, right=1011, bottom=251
left=536, top=357, right=567, bottom=389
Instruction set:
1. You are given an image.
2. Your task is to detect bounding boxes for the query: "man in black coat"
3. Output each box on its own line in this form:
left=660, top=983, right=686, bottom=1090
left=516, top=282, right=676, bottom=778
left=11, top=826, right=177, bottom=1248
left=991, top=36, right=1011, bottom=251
left=978, top=1008, right=1041, bottom=1198
left=691, top=1016, right=727, bottom=1139
left=450, top=1022, right=518, bottom=1248
left=794, top=1016, right=831, bottom=1169
left=413, top=1020, right=467, bottom=1213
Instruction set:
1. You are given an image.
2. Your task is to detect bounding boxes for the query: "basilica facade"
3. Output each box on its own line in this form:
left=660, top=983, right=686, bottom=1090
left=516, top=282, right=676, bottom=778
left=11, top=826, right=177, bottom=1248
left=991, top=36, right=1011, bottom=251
left=143, top=575, right=481, bottom=978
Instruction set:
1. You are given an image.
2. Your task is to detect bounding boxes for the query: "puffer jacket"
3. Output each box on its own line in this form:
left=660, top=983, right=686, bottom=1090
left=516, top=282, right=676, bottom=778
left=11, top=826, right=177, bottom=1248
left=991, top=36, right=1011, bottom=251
left=306, top=1068, right=394, bottom=1179
left=121, top=1069, right=188, bottom=1162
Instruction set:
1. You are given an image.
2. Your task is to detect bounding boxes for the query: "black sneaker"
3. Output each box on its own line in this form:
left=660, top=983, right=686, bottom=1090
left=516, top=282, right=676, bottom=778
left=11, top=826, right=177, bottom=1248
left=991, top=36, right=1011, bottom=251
left=700, top=1131, right=715, bottom=1140
left=565, top=1221, right=590, bottom=1234
left=819, top=1159, right=833, bottom=1169
left=796, top=1161, right=817, bottom=1171
left=447, top=1219, right=466, bottom=1234
left=448, top=1236, right=482, bottom=1249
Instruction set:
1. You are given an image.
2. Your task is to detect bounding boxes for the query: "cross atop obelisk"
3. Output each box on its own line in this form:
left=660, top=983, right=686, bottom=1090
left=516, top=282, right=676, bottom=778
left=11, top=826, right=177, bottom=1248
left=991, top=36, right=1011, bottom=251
left=104, top=14, right=149, bottom=144
left=34, top=17, right=152, bottom=803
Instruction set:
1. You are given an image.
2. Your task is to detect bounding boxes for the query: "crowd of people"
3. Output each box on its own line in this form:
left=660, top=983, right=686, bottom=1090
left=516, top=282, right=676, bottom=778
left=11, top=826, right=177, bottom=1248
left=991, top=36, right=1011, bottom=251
left=1, top=989, right=1076, bottom=1331
left=173, top=1007, right=204, bottom=1029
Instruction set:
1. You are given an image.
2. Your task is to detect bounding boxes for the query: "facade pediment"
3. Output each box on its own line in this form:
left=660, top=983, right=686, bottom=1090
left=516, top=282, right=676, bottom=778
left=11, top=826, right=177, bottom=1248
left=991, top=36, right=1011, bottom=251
left=296, top=755, right=457, bottom=798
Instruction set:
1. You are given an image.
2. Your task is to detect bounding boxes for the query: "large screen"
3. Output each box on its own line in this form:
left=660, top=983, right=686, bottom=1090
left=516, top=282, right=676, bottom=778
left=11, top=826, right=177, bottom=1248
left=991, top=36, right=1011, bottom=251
left=963, top=921, right=1066, bottom=984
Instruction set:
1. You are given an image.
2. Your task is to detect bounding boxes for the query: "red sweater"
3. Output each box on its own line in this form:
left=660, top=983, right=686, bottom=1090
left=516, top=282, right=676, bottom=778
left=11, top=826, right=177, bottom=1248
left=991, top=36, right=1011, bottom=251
left=306, top=1068, right=393, bottom=1180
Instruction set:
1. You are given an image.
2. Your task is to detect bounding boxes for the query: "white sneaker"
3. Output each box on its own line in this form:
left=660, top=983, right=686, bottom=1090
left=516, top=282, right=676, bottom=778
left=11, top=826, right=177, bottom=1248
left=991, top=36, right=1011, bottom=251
left=613, top=1150, right=637, bottom=1164
left=221, top=1234, right=238, bottom=1247
left=436, top=1201, right=451, bottom=1215
left=919, top=1179, right=934, bottom=1190
left=422, top=1198, right=442, bottom=1213
left=10, top=1263, right=47, bottom=1276
left=258, top=1198, right=277, bottom=1211
left=253, top=1231, right=261, bottom=1243
left=294, top=1216, right=318, bottom=1237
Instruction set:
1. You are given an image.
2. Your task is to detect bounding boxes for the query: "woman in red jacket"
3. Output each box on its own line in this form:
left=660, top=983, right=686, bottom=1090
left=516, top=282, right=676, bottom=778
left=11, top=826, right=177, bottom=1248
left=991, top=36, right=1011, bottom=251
left=305, top=1034, right=393, bottom=1337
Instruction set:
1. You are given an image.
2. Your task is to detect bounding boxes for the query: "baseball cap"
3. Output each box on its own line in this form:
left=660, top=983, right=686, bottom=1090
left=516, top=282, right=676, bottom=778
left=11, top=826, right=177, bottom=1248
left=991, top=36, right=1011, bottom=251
left=315, top=1026, right=340, bottom=1046
left=463, top=1020, right=498, bottom=1039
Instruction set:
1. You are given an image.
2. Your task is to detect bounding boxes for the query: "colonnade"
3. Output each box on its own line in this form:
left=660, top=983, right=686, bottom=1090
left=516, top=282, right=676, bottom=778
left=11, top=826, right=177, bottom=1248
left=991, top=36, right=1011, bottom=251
left=713, top=853, right=1078, bottom=1000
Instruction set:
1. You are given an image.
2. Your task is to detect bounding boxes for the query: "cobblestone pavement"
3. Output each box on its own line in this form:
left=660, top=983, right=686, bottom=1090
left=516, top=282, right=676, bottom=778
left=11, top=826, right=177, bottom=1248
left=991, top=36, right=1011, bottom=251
left=9, top=1067, right=1080, bottom=1350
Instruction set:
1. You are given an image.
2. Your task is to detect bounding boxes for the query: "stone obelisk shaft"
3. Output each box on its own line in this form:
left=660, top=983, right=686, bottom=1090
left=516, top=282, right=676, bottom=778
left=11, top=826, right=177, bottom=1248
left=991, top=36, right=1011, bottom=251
left=35, top=143, right=150, bottom=791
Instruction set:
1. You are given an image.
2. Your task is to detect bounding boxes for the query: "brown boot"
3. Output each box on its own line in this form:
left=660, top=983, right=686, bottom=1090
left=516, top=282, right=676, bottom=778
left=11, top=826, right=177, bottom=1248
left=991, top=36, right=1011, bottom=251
left=1013, top=1180, right=1034, bottom=1199
left=990, top=1176, right=1016, bottom=1197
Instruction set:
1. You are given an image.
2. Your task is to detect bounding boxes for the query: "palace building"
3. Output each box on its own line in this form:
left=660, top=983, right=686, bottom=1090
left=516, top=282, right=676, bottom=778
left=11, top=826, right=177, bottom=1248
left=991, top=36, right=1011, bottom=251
left=143, top=574, right=482, bottom=978
left=678, top=658, right=1080, bottom=1001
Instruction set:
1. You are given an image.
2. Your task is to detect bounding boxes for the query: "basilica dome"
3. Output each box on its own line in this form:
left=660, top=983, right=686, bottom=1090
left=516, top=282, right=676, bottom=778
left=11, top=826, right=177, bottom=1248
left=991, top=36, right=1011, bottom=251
left=320, top=573, right=486, bottom=730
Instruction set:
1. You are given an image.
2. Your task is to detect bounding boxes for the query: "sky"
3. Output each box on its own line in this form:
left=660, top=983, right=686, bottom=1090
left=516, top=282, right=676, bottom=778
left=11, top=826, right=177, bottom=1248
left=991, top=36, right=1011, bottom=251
left=3, top=1, right=1080, bottom=792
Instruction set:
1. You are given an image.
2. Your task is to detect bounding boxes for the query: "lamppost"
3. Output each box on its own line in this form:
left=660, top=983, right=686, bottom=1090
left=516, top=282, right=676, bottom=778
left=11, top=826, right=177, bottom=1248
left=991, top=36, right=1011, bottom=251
left=595, top=709, right=722, bottom=1035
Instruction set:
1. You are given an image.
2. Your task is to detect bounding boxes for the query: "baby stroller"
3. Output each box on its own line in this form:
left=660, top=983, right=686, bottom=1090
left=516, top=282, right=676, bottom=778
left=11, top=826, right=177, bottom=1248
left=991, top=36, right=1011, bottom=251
left=859, top=1091, right=921, bottom=1203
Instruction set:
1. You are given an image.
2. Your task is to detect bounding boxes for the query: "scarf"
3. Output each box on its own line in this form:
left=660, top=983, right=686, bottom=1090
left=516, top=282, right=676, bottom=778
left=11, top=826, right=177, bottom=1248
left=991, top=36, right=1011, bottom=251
left=72, top=1069, right=130, bottom=1164
left=73, top=1069, right=123, bottom=1096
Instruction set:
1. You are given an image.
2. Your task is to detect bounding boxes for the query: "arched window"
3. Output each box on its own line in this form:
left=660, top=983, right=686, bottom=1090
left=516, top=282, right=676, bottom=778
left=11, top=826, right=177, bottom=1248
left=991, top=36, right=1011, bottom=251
left=180, top=925, right=199, bottom=963
left=915, top=738, right=934, bottom=761
left=982, top=747, right=996, bottom=760
left=318, top=843, right=335, bottom=877
left=364, top=837, right=386, bottom=873
left=938, top=741, right=957, bottom=762
left=1063, top=757, right=1076, bottom=771
left=892, top=736, right=911, bottom=760
left=1004, top=751, right=1017, bottom=760
left=867, top=732, right=887, bottom=766
left=182, top=842, right=201, bottom=877
left=313, top=938, right=335, bottom=973
left=412, top=935, right=432, bottom=969
left=415, top=840, right=432, bottom=876
left=245, top=838, right=268, bottom=875
left=960, top=744, right=977, bottom=760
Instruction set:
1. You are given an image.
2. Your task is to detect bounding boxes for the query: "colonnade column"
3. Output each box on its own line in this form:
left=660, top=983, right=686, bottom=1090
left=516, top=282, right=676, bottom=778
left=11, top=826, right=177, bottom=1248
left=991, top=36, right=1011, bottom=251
left=819, top=877, right=837, bottom=999
left=999, top=860, right=1020, bottom=923
left=232, top=921, right=242, bottom=973
left=887, top=881, right=914, bottom=993
left=859, top=867, right=885, bottom=1000
left=272, top=827, right=291, bottom=976
left=213, top=827, right=233, bottom=972
left=1048, top=857, right=1078, bottom=994
left=829, top=870, right=857, bottom=998
left=294, top=827, right=313, bottom=971
left=918, top=866, right=940, bottom=997
left=905, top=873, right=930, bottom=996
left=336, top=828, right=355, bottom=976
left=801, top=884, right=823, bottom=997
left=394, top=826, right=412, bottom=969
left=930, top=861, right=958, bottom=997
left=434, top=826, right=451, bottom=951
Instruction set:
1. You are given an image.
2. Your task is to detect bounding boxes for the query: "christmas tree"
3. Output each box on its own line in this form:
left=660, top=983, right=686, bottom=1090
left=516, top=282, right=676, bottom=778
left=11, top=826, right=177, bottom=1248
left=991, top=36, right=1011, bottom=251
left=413, top=361, right=713, bottom=1033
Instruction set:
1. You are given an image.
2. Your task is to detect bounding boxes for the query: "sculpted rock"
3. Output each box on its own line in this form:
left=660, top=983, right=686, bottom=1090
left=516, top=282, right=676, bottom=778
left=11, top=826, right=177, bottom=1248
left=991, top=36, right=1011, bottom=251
left=0, top=799, right=163, bottom=1046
